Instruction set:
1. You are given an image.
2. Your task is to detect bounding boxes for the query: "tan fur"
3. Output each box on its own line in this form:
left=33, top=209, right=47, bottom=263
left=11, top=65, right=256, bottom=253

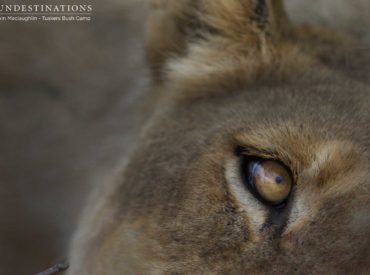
left=67, top=0, right=370, bottom=274
left=146, top=0, right=355, bottom=105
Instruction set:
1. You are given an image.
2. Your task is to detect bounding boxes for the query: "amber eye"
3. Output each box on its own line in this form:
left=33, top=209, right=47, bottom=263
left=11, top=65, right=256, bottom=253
left=241, top=157, right=293, bottom=207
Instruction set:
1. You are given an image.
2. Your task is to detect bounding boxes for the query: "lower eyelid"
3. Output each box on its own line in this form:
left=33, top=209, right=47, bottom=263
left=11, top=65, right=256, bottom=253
left=225, top=159, right=269, bottom=236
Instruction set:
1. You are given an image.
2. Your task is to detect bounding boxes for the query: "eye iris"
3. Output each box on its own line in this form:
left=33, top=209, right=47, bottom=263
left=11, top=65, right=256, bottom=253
left=243, top=158, right=293, bottom=206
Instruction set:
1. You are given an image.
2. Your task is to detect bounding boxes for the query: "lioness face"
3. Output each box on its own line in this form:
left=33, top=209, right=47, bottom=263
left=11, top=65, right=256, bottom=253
left=68, top=1, right=370, bottom=274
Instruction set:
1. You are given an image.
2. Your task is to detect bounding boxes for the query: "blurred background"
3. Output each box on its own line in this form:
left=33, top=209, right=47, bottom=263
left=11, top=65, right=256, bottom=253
left=0, top=0, right=368, bottom=274
left=0, top=1, right=149, bottom=274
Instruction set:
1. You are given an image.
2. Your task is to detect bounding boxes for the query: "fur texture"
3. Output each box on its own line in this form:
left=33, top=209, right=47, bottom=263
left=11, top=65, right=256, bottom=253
left=1, top=0, right=370, bottom=274
left=67, top=0, right=370, bottom=274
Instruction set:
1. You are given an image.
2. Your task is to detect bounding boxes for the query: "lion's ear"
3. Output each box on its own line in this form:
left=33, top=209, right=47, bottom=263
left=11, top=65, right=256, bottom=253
left=145, top=0, right=293, bottom=81
left=145, top=0, right=195, bottom=81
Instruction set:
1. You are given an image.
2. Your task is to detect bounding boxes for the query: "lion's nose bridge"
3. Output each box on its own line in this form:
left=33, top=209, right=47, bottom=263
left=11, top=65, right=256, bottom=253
left=274, top=140, right=369, bottom=248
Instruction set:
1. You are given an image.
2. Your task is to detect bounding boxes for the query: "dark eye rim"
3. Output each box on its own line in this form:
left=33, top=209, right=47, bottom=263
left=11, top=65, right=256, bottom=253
left=239, top=155, right=293, bottom=209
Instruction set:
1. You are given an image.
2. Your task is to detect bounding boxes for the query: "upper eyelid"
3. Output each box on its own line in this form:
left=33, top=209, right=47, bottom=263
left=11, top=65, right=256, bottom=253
left=234, top=145, right=299, bottom=182
left=235, top=145, right=278, bottom=159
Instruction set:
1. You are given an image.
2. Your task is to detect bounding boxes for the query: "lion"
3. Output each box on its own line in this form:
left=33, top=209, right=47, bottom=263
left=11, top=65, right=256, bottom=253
left=64, top=0, right=370, bottom=274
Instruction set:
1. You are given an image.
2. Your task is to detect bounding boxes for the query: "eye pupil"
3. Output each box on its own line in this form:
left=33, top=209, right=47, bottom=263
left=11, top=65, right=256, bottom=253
left=275, top=176, right=283, bottom=184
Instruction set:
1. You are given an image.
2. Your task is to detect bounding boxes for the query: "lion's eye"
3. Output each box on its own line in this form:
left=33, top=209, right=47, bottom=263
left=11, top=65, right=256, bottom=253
left=241, top=157, right=293, bottom=207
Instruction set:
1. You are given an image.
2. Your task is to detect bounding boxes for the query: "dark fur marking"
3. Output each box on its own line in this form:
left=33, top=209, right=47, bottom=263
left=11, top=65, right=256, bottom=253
left=255, top=0, right=267, bottom=17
